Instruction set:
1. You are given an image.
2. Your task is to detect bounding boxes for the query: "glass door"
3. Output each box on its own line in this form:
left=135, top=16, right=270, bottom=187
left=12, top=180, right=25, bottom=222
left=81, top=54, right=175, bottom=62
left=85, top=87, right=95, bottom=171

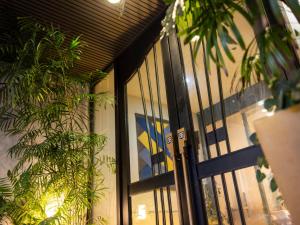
left=116, top=3, right=295, bottom=224
left=175, top=9, right=292, bottom=225
left=125, top=41, right=182, bottom=225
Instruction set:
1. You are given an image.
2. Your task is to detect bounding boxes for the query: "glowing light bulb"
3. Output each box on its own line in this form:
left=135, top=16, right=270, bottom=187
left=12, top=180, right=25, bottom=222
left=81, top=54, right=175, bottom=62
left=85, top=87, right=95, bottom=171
left=107, top=0, right=121, bottom=4
left=45, top=195, right=64, bottom=218
left=137, top=204, right=146, bottom=220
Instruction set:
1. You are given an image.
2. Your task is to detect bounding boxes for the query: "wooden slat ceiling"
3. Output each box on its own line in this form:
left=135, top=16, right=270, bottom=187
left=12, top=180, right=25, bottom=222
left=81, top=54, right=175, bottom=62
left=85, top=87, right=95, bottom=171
left=1, top=0, right=166, bottom=73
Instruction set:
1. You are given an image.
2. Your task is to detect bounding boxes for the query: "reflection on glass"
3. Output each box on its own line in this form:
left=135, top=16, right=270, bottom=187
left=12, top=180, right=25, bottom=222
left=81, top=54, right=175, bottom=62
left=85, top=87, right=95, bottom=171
left=202, top=166, right=293, bottom=225
left=131, top=191, right=156, bottom=225
left=179, top=9, right=272, bottom=161
left=235, top=167, right=292, bottom=225
left=126, top=41, right=172, bottom=183
left=178, top=7, right=293, bottom=223
left=131, top=187, right=180, bottom=225
left=202, top=177, right=226, bottom=224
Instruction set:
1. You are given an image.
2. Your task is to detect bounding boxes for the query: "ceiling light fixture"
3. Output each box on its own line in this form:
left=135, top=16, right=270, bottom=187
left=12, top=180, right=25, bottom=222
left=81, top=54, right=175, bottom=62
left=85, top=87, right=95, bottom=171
left=107, top=0, right=126, bottom=16
left=107, top=0, right=121, bottom=4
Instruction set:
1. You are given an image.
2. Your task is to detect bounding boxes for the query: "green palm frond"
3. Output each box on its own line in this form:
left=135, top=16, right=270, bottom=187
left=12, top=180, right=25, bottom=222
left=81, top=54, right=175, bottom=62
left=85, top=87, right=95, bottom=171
left=164, top=0, right=300, bottom=110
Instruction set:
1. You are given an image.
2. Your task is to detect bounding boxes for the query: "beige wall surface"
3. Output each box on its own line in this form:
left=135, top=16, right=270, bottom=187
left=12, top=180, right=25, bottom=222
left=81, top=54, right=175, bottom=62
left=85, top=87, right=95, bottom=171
left=93, top=69, right=117, bottom=225
left=0, top=133, right=18, bottom=178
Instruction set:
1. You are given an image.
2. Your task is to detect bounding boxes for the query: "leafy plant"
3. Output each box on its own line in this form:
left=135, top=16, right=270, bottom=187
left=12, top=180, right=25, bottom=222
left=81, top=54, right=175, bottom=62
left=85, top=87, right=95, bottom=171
left=162, top=0, right=300, bottom=108
left=0, top=18, right=114, bottom=225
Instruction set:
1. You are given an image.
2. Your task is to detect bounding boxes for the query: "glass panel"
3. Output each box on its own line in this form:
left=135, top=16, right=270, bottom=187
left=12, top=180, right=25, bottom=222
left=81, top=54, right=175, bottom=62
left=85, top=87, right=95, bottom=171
left=131, top=186, right=180, bottom=225
left=179, top=7, right=293, bottom=224
left=126, top=41, right=172, bottom=183
left=203, top=168, right=293, bottom=225
left=179, top=9, right=272, bottom=162
left=234, top=167, right=292, bottom=225
left=163, top=187, right=180, bottom=225
left=202, top=177, right=220, bottom=225
left=131, top=191, right=157, bottom=225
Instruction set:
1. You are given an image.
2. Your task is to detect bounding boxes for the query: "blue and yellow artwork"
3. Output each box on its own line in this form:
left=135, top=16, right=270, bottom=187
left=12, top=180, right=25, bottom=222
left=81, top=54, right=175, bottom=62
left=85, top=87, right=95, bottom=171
left=135, top=113, right=173, bottom=180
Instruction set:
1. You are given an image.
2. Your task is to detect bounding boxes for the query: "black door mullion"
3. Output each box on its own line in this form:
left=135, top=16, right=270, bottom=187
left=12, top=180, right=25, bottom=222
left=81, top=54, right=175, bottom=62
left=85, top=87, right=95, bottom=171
left=202, top=43, right=235, bottom=225
left=165, top=32, right=208, bottom=225
left=153, top=44, right=174, bottom=225
left=215, top=57, right=247, bottom=225
left=137, top=68, right=160, bottom=225
left=187, top=42, right=223, bottom=225
left=161, top=35, right=191, bottom=225
left=145, top=56, right=167, bottom=225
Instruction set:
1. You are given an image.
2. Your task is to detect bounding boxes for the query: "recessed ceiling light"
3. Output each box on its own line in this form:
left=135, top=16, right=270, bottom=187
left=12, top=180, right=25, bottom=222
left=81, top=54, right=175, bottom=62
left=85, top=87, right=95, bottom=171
left=108, top=0, right=121, bottom=4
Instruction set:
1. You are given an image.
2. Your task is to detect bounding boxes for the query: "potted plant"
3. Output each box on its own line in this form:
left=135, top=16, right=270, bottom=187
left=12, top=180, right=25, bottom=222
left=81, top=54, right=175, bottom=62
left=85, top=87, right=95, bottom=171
left=0, top=18, right=114, bottom=224
left=162, top=0, right=300, bottom=223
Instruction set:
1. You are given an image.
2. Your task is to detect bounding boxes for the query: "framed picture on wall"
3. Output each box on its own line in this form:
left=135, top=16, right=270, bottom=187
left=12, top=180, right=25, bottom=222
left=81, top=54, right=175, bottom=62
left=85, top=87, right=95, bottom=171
left=135, top=113, right=173, bottom=180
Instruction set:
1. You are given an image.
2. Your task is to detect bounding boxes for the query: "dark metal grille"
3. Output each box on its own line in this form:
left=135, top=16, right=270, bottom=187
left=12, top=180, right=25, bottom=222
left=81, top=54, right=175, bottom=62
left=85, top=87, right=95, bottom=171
left=126, top=41, right=177, bottom=225
left=178, top=33, right=266, bottom=225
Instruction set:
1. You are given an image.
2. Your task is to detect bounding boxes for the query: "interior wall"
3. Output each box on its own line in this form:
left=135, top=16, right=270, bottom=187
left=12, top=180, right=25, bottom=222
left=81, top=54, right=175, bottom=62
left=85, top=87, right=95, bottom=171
left=93, top=69, right=117, bottom=225
left=0, top=133, right=18, bottom=178
left=127, top=95, right=169, bottom=183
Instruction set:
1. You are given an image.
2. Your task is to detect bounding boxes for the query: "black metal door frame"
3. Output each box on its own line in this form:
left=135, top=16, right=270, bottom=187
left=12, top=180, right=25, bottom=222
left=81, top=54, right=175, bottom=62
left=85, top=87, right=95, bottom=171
left=160, top=31, right=266, bottom=225
left=114, top=10, right=191, bottom=225
left=114, top=1, right=299, bottom=224
left=158, top=1, right=298, bottom=224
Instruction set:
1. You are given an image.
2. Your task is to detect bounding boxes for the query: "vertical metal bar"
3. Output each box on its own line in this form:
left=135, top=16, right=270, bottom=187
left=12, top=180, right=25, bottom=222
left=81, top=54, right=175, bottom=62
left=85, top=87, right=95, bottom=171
left=153, top=44, right=174, bottom=225
left=145, top=56, right=167, bottom=225
left=188, top=43, right=223, bottom=225
left=115, top=73, right=131, bottom=225
left=137, top=68, right=160, bottom=225
left=162, top=35, right=189, bottom=225
left=215, top=57, right=246, bottom=225
left=176, top=35, right=208, bottom=225
left=202, top=44, right=234, bottom=225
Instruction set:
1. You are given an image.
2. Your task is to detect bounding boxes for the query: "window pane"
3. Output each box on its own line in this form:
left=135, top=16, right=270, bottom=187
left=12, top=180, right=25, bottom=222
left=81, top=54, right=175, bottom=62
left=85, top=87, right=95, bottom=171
left=234, top=167, right=292, bottom=225
left=179, top=10, right=269, bottom=162
left=202, top=166, right=292, bottom=225
left=131, top=186, right=180, bottom=225
left=126, top=42, right=173, bottom=183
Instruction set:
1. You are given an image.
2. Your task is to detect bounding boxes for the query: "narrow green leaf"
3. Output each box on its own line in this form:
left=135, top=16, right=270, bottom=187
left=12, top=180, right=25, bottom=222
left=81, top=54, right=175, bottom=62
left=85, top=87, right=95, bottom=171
left=256, top=169, right=266, bottom=182
left=270, top=178, right=278, bottom=192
